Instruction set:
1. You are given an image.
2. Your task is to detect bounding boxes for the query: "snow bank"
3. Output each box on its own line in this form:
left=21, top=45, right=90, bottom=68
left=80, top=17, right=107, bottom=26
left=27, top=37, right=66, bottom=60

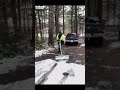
left=35, top=48, right=55, bottom=57
left=85, top=87, right=97, bottom=90
left=79, top=33, right=85, bottom=37
left=43, top=61, right=85, bottom=84
left=85, top=81, right=112, bottom=90
left=104, top=36, right=118, bottom=41
left=55, top=55, right=69, bottom=60
left=80, top=43, right=85, bottom=47
left=0, top=78, right=34, bottom=90
left=104, top=32, right=118, bottom=41
left=35, top=59, right=57, bottom=84
left=109, top=41, right=120, bottom=49
left=0, top=56, right=33, bottom=74
left=101, top=65, right=120, bottom=71
left=78, top=39, right=85, bottom=43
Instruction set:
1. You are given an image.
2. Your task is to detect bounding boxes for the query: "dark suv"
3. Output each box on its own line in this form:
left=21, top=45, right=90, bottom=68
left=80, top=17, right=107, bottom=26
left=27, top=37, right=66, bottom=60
left=65, top=33, right=78, bottom=46
left=85, top=17, right=105, bottom=46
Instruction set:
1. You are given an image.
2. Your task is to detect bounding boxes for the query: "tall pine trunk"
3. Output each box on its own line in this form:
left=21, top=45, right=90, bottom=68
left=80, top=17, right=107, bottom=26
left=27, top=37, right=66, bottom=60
left=48, top=5, right=54, bottom=46
left=63, top=5, right=65, bottom=34
left=55, top=5, right=59, bottom=35
left=17, top=0, right=21, bottom=31
left=38, top=10, right=42, bottom=40
left=75, top=5, right=78, bottom=35
left=71, top=5, right=73, bottom=33
left=11, top=0, right=18, bottom=32
left=31, top=0, right=35, bottom=46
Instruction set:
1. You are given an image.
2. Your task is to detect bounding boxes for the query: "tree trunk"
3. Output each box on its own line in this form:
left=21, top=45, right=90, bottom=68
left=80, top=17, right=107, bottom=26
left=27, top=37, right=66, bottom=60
left=97, top=0, right=102, bottom=21
left=118, top=1, right=120, bottom=41
left=48, top=5, right=54, bottom=46
left=55, top=5, right=59, bottom=35
left=23, top=8, right=26, bottom=34
left=11, top=0, right=18, bottom=32
left=63, top=5, right=65, bottom=34
left=75, top=5, right=78, bottom=35
left=17, top=0, right=21, bottom=31
left=38, top=10, right=42, bottom=40
left=113, top=0, right=116, bottom=31
left=43, top=10, right=46, bottom=40
left=71, top=5, right=73, bottom=33
left=107, top=0, right=110, bottom=25
left=31, top=0, right=35, bottom=46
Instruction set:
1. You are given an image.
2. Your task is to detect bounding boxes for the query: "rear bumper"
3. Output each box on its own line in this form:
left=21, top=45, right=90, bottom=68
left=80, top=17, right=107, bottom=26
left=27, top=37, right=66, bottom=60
left=65, top=40, right=78, bottom=43
left=85, top=33, right=104, bottom=38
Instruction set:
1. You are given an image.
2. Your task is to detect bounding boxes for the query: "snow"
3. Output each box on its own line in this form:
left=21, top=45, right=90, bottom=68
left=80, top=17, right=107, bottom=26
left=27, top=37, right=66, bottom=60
left=35, top=47, right=55, bottom=57
left=100, top=65, right=120, bottom=71
left=80, top=43, right=85, bottom=47
left=109, top=41, right=120, bottom=49
left=0, top=78, right=34, bottom=90
left=85, top=87, right=97, bottom=90
left=55, top=55, right=69, bottom=60
left=35, top=59, right=85, bottom=85
left=78, top=38, right=85, bottom=43
left=79, top=33, right=85, bottom=37
left=0, top=55, right=33, bottom=74
left=104, top=32, right=118, bottom=41
left=85, top=81, right=112, bottom=90
left=104, top=36, right=118, bottom=40
left=97, top=81, right=111, bottom=87
left=35, top=59, right=57, bottom=84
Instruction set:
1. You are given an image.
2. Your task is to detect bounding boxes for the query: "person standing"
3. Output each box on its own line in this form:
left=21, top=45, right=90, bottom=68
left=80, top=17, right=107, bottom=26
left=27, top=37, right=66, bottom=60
left=56, top=31, right=66, bottom=54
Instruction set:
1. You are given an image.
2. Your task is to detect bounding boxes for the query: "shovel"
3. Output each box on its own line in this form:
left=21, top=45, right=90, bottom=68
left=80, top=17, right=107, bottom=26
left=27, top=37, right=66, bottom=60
left=55, top=40, right=69, bottom=60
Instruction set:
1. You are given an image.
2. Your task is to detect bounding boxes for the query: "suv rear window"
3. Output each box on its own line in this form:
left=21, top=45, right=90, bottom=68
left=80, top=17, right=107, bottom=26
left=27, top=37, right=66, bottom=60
left=67, top=34, right=75, bottom=37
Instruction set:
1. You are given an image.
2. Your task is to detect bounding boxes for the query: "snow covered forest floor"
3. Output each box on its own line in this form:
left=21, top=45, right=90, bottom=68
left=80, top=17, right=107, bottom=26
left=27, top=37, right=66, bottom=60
left=35, top=36, right=85, bottom=84
left=86, top=31, right=120, bottom=90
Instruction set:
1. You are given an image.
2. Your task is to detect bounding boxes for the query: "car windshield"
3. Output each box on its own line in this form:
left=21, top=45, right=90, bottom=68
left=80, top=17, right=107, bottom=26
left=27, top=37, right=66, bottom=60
left=67, top=34, right=75, bottom=37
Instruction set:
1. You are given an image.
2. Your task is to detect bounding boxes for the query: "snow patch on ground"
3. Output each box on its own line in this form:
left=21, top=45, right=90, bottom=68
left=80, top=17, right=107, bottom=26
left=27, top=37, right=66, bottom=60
left=85, top=87, right=97, bottom=90
left=80, top=43, right=85, bottom=47
left=35, top=47, right=55, bottom=57
left=78, top=39, right=85, bottom=43
left=35, top=59, right=85, bottom=85
left=0, top=55, right=33, bottom=74
left=0, top=78, right=34, bottom=90
left=109, top=41, right=120, bottom=49
left=79, top=33, right=85, bottom=37
left=55, top=55, right=69, bottom=60
left=35, top=59, right=57, bottom=84
left=104, top=32, right=118, bottom=41
left=86, top=81, right=112, bottom=90
left=101, top=65, right=120, bottom=71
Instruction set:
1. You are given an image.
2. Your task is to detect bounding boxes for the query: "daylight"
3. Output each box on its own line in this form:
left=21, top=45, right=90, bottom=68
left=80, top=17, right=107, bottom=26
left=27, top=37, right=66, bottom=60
left=35, top=5, right=85, bottom=85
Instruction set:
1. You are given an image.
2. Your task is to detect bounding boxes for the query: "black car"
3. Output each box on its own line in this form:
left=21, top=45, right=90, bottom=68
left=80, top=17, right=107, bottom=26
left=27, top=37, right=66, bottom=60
left=65, top=33, right=78, bottom=46
left=85, top=17, right=105, bottom=46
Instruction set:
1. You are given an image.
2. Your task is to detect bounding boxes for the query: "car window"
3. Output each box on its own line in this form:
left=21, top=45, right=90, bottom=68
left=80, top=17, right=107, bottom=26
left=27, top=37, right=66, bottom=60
left=67, top=34, right=76, bottom=37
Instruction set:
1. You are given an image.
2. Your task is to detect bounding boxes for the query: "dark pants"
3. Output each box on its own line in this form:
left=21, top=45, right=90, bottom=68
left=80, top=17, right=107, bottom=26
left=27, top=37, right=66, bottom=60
left=58, top=40, right=64, bottom=46
left=58, top=40, right=64, bottom=53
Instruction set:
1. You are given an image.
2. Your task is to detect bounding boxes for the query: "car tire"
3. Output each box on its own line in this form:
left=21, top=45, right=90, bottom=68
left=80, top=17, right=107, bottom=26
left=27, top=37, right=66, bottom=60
left=76, top=42, right=78, bottom=46
left=97, top=37, right=103, bottom=46
left=100, top=37, right=103, bottom=46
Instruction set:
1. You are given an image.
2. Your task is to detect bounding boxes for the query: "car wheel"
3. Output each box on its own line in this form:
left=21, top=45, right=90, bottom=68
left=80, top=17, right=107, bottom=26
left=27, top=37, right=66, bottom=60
left=76, top=42, right=78, bottom=46
left=99, top=37, right=103, bottom=46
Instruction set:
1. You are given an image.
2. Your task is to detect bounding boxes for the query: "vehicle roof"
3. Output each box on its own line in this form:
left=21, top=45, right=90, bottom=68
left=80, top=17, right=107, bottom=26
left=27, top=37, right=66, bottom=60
left=86, top=17, right=99, bottom=21
left=67, top=33, right=76, bottom=35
